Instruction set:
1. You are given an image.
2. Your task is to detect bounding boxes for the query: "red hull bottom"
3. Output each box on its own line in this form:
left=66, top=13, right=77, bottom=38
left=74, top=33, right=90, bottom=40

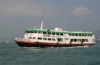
left=15, top=41, right=94, bottom=47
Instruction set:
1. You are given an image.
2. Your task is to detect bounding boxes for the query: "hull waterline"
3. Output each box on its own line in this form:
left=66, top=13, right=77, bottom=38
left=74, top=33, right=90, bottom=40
left=15, top=40, right=94, bottom=47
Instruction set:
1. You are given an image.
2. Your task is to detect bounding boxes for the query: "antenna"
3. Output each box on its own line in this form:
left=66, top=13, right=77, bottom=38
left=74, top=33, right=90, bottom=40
left=40, top=20, right=44, bottom=29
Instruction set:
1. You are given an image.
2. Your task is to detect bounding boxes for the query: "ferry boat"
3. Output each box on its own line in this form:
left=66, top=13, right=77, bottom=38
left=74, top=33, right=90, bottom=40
left=14, top=21, right=95, bottom=47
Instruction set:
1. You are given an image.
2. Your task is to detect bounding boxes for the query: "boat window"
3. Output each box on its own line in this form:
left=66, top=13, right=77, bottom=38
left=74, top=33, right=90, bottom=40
left=82, top=39, right=85, bottom=42
left=38, top=31, right=42, bottom=33
left=43, top=38, right=47, bottom=40
left=33, top=37, right=36, bottom=39
left=76, top=34, right=78, bottom=36
left=52, top=33, right=55, bottom=35
left=56, top=33, right=59, bottom=35
left=29, top=37, right=32, bottom=39
left=38, top=37, right=42, bottom=40
left=74, top=39, right=77, bottom=42
left=30, top=31, right=33, bottom=33
left=60, top=33, right=63, bottom=36
left=72, top=34, right=74, bottom=36
left=88, top=34, right=90, bottom=36
left=34, top=31, right=37, bottom=33
left=43, top=32, right=46, bottom=34
left=71, top=39, right=74, bottom=42
left=48, top=32, right=51, bottom=34
left=27, top=31, right=29, bottom=33
left=82, top=34, right=84, bottom=36
left=79, top=34, right=81, bottom=36
left=48, top=38, right=51, bottom=41
left=52, top=39, right=55, bottom=41
left=57, top=38, right=63, bottom=42
left=69, top=34, right=71, bottom=36
left=86, top=39, right=88, bottom=42
left=90, top=34, right=92, bottom=36
left=85, top=34, right=87, bottom=36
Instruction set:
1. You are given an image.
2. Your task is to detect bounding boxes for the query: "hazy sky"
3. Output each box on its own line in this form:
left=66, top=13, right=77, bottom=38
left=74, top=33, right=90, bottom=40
left=0, top=0, right=100, bottom=40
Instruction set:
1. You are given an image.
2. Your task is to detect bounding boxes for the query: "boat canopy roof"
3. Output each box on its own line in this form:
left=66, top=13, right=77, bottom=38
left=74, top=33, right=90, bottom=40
left=25, top=29, right=66, bottom=34
left=67, top=32, right=93, bottom=34
left=25, top=29, right=94, bottom=35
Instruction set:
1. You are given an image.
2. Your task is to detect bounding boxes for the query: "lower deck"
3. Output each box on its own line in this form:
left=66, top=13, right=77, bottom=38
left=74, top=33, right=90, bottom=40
left=15, top=40, right=94, bottom=47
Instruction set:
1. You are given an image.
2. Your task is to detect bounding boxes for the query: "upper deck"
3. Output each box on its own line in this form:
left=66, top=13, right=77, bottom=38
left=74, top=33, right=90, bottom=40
left=25, top=28, right=94, bottom=37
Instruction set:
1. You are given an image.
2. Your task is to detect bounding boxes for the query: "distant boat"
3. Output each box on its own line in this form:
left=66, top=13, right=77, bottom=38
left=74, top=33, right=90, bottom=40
left=6, top=41, right=9, bottom=43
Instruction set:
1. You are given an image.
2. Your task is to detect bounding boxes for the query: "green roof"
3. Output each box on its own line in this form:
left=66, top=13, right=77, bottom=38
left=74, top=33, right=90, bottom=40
left=25, top=29, right=66, bottom=34
left=25, top=29, right=94, bottom=34
left=67, top=32, right=93, bottom=34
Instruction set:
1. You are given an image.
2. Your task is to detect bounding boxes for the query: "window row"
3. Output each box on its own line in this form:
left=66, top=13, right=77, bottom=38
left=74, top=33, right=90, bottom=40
left=26, top=31, right=64, bottom=36
left=42, top=38, right=63, bottom=42
left=29, top=37, right=36, bottom=39
left=29, top=37, right=56, bottom=41
left=69, top=34, right=92, bottom=36
left=38, top=37, right=56, bottom=41
left=70, top=39, right=88, bottom=42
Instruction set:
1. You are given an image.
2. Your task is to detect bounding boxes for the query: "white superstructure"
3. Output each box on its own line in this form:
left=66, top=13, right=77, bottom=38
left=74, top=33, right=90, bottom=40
left=14, top=21, right=95, bottom=47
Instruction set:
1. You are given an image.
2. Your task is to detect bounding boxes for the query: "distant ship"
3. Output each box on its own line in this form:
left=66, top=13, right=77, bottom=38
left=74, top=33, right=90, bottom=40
left=95, top=38, right=100, bottom=42
left=6, top=41, right=9, bottom=43
left=14, top=20, right=95, bottom=47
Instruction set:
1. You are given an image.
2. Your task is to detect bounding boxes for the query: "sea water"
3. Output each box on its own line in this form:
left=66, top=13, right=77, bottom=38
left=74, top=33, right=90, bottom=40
left=0, top=42, right=100, bottom=65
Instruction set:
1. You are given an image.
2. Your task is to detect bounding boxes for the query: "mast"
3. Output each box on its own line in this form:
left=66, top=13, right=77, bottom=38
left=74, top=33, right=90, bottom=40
left=40, top=20, right=44, bottom=29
